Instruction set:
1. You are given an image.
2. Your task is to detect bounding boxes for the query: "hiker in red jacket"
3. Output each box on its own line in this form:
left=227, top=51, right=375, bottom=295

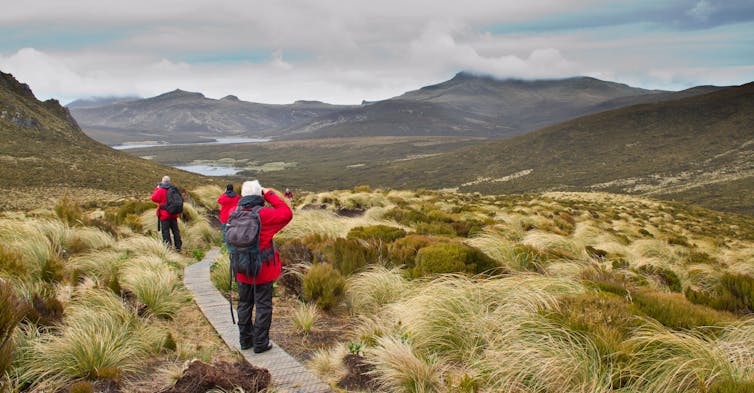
left=235, top=180, right=293, bottom=353
left=217, top=183, right=240, bottom=249
left=151, top=175, right=182, bottom=252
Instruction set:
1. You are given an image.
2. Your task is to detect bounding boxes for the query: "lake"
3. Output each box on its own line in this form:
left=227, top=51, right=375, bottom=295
left=175, top=164, right=242, bottom=176
left=112, top=137, right=270, bottom=150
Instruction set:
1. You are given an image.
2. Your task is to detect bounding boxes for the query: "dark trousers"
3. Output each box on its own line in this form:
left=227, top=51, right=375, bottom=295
left=160, top=218, right=182, bottom=251
left=237, top=281, right=273, bottom=350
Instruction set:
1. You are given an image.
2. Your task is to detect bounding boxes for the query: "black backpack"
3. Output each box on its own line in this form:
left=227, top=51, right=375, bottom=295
left=226, top=206, right=263, bottom=278
left=163, top=185, right=184, bottom=215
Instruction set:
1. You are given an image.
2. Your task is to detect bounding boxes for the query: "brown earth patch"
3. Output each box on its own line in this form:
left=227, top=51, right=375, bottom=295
left=269, top=295, right=355, bottom=361
left=160, top=360, right=270, bottom=393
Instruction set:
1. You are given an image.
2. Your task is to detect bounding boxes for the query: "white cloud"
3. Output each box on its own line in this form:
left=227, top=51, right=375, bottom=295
left=0, top=0, right=752, bottom=104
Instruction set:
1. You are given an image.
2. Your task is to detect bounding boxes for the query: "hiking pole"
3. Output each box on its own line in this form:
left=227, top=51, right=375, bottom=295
left=229, top=251, right=236, bottom=324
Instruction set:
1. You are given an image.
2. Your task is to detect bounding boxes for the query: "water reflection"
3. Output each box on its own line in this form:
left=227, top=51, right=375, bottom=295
left=112, top=137, right=269, bottom=150
left=175, top=164, right=241, bottom=176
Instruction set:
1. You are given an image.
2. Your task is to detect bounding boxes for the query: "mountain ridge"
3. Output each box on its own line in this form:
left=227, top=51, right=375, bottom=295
left=0, top=70, right=210, bottom=210
left=69, top=73, right=723, bottom=144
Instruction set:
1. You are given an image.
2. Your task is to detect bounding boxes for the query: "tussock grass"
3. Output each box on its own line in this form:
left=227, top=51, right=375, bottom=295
left=64, top=226, right=114, bottom=254
left=292, top=302, right=320, bottom=334
left=210, top=250, right=234, bottom=293
left=120, top=256, right=190, bottom=319
left=307, top=344, right=349, bottom=384
left=67, top=250, right=126, bottom=287
left=478, top=317, right=615, bottom=393
left=116, top=236, right=182, bottom=263
left=629, top=239, right=680, bottom=266
left=183, top=217, right=220, bottom=250
left=189, top=184, right=223, bottom=210
left=523, top=231, right=586, bottom=260
left=346, top=266, right=410, bottom=315
left=18, top=288, right=160, bottom=390
left=278, top=208, right=399, bottom=240
left=627, top=321, right=754, bottom=393
left=365, top=335, right=446, bottom=393
left=465, top=230, right=516, bottom=266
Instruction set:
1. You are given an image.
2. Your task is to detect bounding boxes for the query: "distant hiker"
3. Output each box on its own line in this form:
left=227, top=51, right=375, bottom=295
left=151, top=175, right=183, bottom=252
left=217, top=183, right=240, bottom=249
left=284, top=188, right=294, bottom=202
left=232, top=180, right=292, bottom=353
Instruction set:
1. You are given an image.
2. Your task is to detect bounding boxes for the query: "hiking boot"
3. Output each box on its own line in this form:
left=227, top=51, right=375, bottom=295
left=253, top=342, right=273, bottom=354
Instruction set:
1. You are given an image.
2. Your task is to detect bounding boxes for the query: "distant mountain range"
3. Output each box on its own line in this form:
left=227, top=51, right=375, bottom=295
left=0, top=71, right=208, bottom=209
left=69, top=90, right=356, bottom=145
left=344, top=82, right=754, bottom=215
left=68, top=73, right=724, bottom=145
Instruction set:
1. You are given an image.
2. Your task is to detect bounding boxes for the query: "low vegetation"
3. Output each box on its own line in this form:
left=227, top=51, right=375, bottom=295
left=269, top=188, right=754, bottom=392
left=0, top=189, right=234, bottom=392
left=4, top=182, right=754, bottom=392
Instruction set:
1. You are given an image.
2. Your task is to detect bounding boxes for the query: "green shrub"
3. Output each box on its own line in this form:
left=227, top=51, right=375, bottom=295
left=115, top=200, right=155, bottom=225
left=685, top=273, right=754, bottom=314
left=384, top=207, right=428, bottom=226
left=123, top=214, right=143, bottom=232
left=388, top=235, right=444, bottom=269
left=414, top=243, right=498, bottom=277
left=426, top=210, right=454, bottom=223
left=415, top=222, right=456, bottom=236
left=324, top=238, right=376, bottom=276
left=551, top=292, right=642, bottom=359
left=637, top=265, right=682, bottom=292
left=69, top=381, right=95, bottom=393
left=451, top=220, right=484, bottom=238
left=302, top=263, right=346, bottom=311
left=279, top=238, right=313, bottom=265
left=41, top=255, right=65, bottom=283
left=347, top=225, right=407, bottom=244
left=192, top=247, right=205, bottom=261
left=631, top=291, right=735, bottom=330
left=584, top=280, right=628, bottom=297
left=54, top=197, right=83, bottom=226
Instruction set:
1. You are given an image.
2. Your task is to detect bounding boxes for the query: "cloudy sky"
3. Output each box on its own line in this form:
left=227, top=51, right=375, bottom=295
left=1, top=0, right=753, bottom=105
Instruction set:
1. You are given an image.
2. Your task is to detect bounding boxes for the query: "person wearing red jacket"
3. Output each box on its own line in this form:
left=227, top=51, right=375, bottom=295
left=235, top=180, right=293, bottom=353
left=151, top=175, right=182, bottom=252
left=217, top=183, right=240, bottom=249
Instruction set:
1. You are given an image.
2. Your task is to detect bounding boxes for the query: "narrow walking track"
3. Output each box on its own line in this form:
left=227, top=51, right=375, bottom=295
left=184, top=247, right=332, bottom=393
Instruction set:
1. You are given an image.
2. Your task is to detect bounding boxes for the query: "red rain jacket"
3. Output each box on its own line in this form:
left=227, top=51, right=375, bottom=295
left=151, top=185, right=180, bottom=221
left=217, top=192, right=240, bottom=223
left=236, top=191, right=293, bottom=285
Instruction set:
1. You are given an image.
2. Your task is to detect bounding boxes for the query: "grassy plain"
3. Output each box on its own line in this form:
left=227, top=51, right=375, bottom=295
left=259, top=188, right=754, bottom=392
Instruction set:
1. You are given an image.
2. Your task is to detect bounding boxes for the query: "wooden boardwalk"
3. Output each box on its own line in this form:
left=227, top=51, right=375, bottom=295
left=184, top=248, right=332, bottom=393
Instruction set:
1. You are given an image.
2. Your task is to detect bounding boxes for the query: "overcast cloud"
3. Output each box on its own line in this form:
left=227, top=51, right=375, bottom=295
left=1, top=0, right=752, bottom=104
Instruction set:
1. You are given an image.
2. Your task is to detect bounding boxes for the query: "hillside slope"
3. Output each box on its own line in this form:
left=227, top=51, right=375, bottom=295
left=0, top=71, right=210, bottom=209
left=368, top=82, right=754, bottom=214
